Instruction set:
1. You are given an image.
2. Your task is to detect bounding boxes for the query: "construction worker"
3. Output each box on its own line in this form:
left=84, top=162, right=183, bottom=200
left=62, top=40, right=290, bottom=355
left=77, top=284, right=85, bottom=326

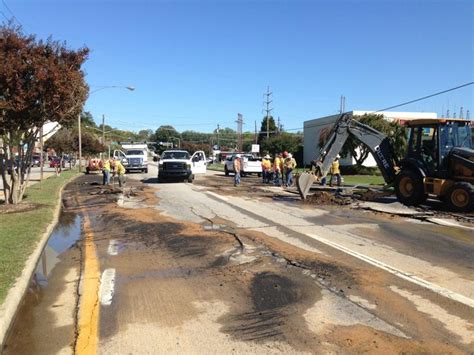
left=102, top=158, right=111, bottom=185
left=284, top=153, right=297, bottom=187
left=273, top=153, right=282, bottom=186
left=261, top=154, right=272, bottom=183
left=233, top=154, right=241, bottom=186
left=322, top=154, right=342, bottom=186
left=112, top=158, right=126, bottom=187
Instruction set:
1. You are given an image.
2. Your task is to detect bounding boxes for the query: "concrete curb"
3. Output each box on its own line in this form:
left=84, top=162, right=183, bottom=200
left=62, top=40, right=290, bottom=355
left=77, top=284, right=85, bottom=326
left=0, top=172, right=81, bottom=348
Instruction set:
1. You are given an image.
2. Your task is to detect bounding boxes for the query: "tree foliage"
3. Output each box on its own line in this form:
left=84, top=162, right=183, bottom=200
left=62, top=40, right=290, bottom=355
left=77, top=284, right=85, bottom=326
left=261, top=132, right=302, bottom=156
left=258, top=116, right=277, bottom=144
left=151, top=125, right=180, bottom=143
left=0, top=24, right=89, bottom=204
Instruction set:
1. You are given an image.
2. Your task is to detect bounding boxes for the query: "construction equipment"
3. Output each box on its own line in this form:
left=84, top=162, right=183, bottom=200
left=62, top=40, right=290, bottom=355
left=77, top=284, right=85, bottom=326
left=298, top=114, right=474, bottom=212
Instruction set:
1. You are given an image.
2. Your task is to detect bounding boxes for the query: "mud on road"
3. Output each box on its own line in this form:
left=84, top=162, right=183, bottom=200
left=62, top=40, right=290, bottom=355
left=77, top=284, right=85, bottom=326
left=4, top=173, right=472, bottom=354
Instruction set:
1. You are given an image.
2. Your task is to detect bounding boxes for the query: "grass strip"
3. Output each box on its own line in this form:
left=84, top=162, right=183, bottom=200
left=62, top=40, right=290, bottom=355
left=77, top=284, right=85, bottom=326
left=0, top=170, right=79, bottom=303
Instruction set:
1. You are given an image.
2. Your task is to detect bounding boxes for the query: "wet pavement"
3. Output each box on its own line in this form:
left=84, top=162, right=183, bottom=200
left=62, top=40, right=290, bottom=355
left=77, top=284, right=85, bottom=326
left=3, top=210, right=82, bottom=354
left=3, top=170, right=474, bottom=354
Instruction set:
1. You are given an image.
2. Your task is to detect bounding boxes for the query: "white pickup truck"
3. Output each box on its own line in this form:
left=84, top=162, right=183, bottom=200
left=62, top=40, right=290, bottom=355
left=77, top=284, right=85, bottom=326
left=224, top=153, right=262, bottom=177
left=158, top=150, right=207, bottom=183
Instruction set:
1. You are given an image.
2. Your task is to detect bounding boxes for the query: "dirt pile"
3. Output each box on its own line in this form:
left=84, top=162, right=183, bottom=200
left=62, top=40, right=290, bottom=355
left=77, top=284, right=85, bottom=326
left=303, top=191, right=352, bottom=206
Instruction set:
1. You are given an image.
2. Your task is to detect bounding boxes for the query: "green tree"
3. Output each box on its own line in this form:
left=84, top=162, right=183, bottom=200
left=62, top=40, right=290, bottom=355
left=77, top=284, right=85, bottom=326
left=261, top=132, right=302, bottom=156
left=151, top=125, right=180, bottom=144
left=138, top=129, right=153, bottom=141
left=258, top=116, right=277, bottom=144
left=0, top=24, right=89, bottom=204
left=81, top=111, right=96, bottom=127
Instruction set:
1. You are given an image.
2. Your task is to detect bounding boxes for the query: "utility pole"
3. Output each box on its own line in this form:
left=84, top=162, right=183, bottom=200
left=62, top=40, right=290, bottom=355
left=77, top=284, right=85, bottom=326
left=466, top=110, right=470, bottom=119
left=446, top=109, right=450, bottom=117
left=78, top=113, right=82, bottom=172
left=277, top=117, right=281, bottom=134
left=216, top=124, right=220, bottom=147
left=263, top=86, right=273, bottom=138
left=102, top=114, right=106, bottom=158
left=460, top=107, right=464, bottom=119
left=339, top=95, right=346, bottom=114
left=236, top=113, right=243, bottom=151
left=254, top=120, right=257, bottom=144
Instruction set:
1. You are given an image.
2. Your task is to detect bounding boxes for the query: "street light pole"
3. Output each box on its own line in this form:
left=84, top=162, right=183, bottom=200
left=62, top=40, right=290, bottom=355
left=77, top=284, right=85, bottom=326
left=78, top=113, right=82, bottom=172
left=102, top=114, right=106, bottom=158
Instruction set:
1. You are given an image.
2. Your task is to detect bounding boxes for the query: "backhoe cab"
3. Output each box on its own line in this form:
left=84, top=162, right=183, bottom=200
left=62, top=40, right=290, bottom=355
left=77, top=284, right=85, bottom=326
left=396, top=119, right=474, bottom=211
left=298, top=115, right=474, bottom=212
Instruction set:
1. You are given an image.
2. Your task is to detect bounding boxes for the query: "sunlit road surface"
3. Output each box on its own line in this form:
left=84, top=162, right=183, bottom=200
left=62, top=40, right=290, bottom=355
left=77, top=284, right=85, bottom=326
left=3, top=166, right=473, bottom=354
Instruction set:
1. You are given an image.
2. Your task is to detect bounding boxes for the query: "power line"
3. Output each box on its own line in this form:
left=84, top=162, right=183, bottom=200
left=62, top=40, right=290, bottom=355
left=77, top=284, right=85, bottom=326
left=375, top=82, right=474, bottom=113
left=2, top=0, right=22, bottom=26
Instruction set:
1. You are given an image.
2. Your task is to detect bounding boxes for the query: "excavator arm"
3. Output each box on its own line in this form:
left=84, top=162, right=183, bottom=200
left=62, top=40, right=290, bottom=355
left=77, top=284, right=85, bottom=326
left=298, top=114, right=399, bottom=199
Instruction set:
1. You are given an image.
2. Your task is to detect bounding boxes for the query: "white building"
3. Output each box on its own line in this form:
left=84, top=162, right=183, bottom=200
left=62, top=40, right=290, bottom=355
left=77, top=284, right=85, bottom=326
left=303, top=110, right=438, bottom=166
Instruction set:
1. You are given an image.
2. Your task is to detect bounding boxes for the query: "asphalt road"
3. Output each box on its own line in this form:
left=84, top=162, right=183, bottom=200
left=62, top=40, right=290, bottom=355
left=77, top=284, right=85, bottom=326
left=3, top=165, right=473, bottom=354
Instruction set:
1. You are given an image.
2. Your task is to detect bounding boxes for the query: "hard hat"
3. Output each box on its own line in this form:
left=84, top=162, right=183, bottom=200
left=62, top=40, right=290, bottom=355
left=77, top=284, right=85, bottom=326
left=264, top=154, right=271, bottom=159
left=235, top=154, right=241, bottom=158
left=288, top=153, right=292, bottom=158
left=336, top=154, right=341, bottom=159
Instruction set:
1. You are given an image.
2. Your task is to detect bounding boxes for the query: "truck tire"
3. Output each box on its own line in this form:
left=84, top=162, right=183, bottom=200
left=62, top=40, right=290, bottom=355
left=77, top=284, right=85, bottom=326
left=395, top=169, right=427, bottom=206
left=446, top=182, right=474, bottom=212
left=144, top=168, right=148, bottom=174
left=224, top=166, right=229, bottom=176
left=187, top=175, right=194, bottom=183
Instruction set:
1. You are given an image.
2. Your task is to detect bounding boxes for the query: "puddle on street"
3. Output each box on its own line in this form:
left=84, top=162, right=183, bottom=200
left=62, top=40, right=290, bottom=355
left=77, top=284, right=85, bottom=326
left=3, top=210, right=82, bottom=354
left=34, top=211, right=82, bottom=287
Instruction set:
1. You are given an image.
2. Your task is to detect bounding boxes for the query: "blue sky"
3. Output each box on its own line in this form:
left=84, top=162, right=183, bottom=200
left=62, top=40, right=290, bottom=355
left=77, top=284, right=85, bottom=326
left=3, top=0, right=473, bottom=133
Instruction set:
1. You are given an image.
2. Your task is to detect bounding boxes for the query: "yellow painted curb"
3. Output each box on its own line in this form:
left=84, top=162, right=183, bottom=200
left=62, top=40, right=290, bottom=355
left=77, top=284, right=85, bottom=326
left=75, top=214, right=100, bottom=355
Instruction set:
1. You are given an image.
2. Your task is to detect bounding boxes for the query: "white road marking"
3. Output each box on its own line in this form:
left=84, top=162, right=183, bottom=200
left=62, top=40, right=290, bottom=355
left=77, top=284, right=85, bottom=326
left=306, top=233, right=474, bottom=308
left=107, top=239, right=119, bottom=256
left=99, top=268, right=116, bottom=306
left=206, top=191, right=229, bottom=201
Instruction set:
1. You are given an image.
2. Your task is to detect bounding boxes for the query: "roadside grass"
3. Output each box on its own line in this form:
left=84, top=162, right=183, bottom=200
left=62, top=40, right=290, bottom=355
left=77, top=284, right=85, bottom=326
left=207, top=163, right=224, bottom=172
left=342, top=175, right=385, bottom=186
left=0, top=170, right=79, bottom=303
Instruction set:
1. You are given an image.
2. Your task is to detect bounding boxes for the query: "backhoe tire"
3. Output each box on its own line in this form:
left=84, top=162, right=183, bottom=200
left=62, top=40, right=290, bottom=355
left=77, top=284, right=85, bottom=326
left=395, top=170, right=427, bottom=206
left=224, top=166, right=229, bottom=176
left=446, top=182, right=474, bottom=212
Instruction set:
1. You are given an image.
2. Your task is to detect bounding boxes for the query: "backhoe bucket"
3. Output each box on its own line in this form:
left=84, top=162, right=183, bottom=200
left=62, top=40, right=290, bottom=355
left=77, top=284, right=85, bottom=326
left=297, top=173, right=316, bottom=199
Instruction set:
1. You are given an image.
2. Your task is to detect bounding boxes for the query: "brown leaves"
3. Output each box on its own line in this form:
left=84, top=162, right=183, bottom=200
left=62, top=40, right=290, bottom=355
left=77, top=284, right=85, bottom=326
left=0, top=24, right=89, bottom=134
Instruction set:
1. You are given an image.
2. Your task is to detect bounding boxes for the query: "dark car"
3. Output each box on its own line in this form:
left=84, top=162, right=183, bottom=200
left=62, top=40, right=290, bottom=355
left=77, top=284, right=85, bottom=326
left=31, top=155, right=41, bottom=167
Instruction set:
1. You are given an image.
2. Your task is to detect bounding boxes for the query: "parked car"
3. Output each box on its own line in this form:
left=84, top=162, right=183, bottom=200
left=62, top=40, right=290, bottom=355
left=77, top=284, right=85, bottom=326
left=224, top=153, right=262, bottom=177
left=31, top=155, right=41, bottom=167
left=49, top=157, right=65, bottom=168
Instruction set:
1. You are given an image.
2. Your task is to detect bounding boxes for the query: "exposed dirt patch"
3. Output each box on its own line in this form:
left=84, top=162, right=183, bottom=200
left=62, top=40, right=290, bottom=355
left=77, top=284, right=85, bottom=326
left=303, top=191, right=353, bottom=206
left=324, top=324, right=462, bottom=354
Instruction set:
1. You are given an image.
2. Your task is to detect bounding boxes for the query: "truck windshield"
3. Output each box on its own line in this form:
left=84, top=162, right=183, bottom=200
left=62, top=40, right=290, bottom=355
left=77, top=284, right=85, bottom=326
left=126, top=150, right=144, bottom=155
left=162, top=151, right=190, bottom=160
